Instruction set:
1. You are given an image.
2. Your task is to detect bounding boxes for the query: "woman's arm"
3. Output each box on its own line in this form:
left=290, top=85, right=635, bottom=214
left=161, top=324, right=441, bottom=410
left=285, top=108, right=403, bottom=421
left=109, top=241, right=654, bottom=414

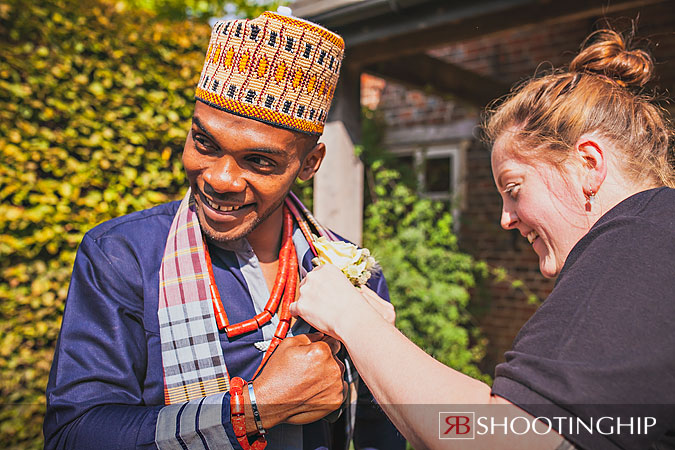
left=291, top=264, right=564, bottom=450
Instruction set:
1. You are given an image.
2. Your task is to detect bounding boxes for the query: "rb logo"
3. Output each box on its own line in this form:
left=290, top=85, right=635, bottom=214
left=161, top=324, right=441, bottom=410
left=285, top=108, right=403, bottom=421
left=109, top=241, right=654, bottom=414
left=439, top=412, right=475, bottom=439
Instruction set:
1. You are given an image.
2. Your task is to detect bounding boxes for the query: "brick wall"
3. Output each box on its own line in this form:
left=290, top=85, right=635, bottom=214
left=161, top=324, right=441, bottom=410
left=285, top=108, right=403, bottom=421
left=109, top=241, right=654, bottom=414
left=460, top=140, right=555, bottom=372
left=430, top=3, right=675, bottom=92
left=361, top=5, right=675, bottom=374
left=365, top=72, right=554, bottom=373
left=365, top=77, right=479, bottom=128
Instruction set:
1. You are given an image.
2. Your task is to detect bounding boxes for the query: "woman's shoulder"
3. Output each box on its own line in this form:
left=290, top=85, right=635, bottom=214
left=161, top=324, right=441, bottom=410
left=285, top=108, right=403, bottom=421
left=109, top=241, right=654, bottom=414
left=563, top=187, right=674, bottom=269
left=633, top=186, right=675, bottom=225
left=595, top=186, right=675, bottom=231
left=551, top=187, right=675, bottom=320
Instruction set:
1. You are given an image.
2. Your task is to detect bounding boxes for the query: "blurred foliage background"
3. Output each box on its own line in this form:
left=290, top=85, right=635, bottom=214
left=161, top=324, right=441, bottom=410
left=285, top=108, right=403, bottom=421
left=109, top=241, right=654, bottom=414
left=1, top=0, right=245, bottom=447
left=125, top=0, right=286, bottom=21
left=0, top=0, right=513, bottom=448
left=363, top=163, right=491, bottom=383
left=360, top=108, right=495, bottom=385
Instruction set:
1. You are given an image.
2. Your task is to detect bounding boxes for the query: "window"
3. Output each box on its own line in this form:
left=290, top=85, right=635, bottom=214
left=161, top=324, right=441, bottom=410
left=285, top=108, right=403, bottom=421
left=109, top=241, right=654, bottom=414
left=424, top=153, right=452, bottom=196
left=389, top=143, right=466, bottom=227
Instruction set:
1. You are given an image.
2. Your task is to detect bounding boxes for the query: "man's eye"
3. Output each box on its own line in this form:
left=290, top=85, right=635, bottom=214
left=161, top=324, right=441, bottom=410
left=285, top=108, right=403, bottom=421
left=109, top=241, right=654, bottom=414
left=192, top=134, right=213, bottom=150
left=248, top=156, right=275, bottom=168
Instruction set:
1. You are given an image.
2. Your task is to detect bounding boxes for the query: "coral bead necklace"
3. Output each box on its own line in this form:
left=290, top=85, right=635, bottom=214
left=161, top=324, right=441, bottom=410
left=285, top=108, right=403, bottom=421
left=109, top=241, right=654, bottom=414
left=202, top=200, right=299, bottom=377
left=207, top=194, right=336, bottom=449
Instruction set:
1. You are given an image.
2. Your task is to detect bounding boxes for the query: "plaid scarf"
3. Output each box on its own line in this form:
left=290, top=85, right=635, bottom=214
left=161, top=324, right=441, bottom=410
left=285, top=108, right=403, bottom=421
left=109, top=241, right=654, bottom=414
left=157, top=189, right=357, bottom=435
left=158, top=189, right=362, bottom=448
left=159, top=189, right=230, bottom=405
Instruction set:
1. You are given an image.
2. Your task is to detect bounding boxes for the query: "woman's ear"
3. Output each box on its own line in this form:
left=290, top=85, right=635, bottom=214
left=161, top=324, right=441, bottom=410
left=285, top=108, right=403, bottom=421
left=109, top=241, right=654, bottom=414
left=575, top=134, right=608, bottom=197
left=298, top=142, right=326, bottom=181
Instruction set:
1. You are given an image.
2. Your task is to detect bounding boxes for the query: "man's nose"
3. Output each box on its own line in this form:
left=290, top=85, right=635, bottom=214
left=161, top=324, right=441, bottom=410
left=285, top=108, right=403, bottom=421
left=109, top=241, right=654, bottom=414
left=203, top=156, right=246, bottom=193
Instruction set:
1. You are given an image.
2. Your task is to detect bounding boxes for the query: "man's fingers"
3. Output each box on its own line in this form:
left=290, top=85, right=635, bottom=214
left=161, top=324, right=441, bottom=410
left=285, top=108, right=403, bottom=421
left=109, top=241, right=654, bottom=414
left=300, top=332, right=325, bottom=343
left=334, top=356, right=345, bottom=377
left=321, top=335, right=342, bottom=355
left=293, top=332, right=341, bottom=354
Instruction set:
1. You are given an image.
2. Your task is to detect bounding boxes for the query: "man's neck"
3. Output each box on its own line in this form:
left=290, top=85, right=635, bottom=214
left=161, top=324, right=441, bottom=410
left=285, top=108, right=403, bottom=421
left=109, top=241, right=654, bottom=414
left=247, top=205, right=284, bottom=263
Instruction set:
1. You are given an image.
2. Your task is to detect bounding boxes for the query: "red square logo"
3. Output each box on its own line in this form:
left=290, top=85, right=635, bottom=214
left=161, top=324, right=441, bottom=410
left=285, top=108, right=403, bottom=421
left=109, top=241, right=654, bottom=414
left=439, top=412, right=475, bottom=440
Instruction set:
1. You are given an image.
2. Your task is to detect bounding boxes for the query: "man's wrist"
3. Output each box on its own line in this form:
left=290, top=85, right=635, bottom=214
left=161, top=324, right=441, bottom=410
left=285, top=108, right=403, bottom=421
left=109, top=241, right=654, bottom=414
left=242, top=381, right=257, bottom=435
left=248, top=382, right=266, bottom=436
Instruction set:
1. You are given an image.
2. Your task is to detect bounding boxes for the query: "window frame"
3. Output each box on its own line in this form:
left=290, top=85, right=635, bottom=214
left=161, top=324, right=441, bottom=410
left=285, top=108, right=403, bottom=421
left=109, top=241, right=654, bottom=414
left=388, top=141, right=468, bottom=230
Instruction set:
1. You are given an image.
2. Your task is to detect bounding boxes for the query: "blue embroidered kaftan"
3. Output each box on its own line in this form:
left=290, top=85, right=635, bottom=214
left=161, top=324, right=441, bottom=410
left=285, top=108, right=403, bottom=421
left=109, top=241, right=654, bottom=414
left=44, top=201, right=405, bottom=450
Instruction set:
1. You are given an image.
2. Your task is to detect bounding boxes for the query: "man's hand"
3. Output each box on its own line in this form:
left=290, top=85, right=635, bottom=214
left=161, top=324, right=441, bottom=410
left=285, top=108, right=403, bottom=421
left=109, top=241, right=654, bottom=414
left=249, top=333, right=347, bottom=430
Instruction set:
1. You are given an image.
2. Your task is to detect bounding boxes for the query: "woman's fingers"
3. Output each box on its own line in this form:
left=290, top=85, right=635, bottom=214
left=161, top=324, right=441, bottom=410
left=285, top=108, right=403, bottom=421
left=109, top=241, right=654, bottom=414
left=291, top=264, right=397, bottom=337
left=291, top=265, right=349, bottom=337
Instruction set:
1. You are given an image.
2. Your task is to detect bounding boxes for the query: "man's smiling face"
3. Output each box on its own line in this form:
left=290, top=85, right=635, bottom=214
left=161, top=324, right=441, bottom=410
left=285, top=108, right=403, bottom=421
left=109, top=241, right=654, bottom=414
left=183, top=101, right=322, bottom=243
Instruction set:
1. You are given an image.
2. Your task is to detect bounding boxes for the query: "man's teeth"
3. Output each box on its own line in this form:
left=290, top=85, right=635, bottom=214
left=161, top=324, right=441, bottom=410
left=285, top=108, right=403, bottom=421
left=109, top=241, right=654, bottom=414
left=527, top=231, right=539, bottom=244
left=205, top=197, right=243, bottom=212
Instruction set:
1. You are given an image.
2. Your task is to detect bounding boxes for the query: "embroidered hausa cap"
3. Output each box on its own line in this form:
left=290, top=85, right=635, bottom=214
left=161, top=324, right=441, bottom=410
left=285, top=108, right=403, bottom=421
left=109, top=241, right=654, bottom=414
left=195, top=11, right=345, bottom=136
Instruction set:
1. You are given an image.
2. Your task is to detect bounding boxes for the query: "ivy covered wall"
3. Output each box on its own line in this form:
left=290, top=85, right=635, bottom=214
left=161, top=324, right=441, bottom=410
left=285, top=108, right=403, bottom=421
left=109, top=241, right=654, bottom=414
left=0, top=1, right=208, bottom=446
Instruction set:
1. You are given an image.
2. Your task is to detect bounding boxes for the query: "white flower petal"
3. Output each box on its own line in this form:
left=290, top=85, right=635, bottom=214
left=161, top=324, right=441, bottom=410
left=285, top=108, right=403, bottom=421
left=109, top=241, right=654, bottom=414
left=311, top=237, right=378, bottom=286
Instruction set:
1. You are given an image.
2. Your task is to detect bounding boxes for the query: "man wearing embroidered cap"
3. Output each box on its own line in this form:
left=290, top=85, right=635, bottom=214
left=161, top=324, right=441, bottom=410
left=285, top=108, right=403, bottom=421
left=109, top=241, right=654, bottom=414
left=44, top=11, right=405, bottom=450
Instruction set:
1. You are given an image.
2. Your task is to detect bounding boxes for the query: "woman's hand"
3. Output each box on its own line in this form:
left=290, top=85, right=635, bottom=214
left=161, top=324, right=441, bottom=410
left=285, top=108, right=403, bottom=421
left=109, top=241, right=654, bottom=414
left=359, top=285, right=396, bottom=326
left=290, top=264, right=395, bottom=339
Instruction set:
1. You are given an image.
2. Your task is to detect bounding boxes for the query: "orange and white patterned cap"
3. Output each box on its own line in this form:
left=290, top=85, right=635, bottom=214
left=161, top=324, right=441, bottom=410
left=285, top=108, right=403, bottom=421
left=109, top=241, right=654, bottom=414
left=196, top=11, right=345, bottom=136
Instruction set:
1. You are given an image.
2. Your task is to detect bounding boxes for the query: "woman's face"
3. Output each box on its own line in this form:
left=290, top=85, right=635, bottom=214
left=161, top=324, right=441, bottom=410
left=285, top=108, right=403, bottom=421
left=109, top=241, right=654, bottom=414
left=491, top=136, right=591, bottom=278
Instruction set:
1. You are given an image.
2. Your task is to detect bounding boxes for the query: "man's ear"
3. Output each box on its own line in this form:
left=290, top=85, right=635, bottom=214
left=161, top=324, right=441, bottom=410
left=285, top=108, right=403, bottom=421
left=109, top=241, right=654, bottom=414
left=298, top=142, right=326, bottom=181
left=575, top=134, right=608, bottom=196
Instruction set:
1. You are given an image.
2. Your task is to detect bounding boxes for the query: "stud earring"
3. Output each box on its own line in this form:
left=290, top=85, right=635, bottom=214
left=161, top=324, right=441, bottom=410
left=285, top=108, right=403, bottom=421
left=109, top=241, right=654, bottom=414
left=588, top=190, right=595, bottom=207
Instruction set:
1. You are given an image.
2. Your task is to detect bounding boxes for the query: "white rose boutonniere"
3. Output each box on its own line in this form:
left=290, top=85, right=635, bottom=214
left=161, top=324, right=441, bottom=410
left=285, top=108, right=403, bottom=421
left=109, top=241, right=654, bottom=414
left=311, top=235, right=377, bottom=286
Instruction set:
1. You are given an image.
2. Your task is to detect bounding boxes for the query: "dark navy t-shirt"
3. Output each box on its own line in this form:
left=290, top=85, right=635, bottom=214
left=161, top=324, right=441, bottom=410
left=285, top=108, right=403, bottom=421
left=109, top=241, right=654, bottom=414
left=492, top=187, right=675, bottom=450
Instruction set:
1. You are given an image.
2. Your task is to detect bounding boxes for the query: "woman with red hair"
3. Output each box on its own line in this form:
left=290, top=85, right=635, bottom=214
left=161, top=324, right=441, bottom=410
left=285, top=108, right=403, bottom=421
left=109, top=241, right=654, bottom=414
left=292, top=28, right=675, bottom=450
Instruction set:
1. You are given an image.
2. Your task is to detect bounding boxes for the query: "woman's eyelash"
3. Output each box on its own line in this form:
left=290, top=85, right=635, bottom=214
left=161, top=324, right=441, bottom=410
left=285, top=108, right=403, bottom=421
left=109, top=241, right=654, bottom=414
left=503, top=184, right=519, bottom=197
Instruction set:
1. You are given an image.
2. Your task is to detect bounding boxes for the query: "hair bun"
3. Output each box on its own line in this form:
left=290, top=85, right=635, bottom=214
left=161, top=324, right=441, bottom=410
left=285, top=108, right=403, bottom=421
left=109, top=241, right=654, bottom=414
left=569, top=29, right=653, bottom=87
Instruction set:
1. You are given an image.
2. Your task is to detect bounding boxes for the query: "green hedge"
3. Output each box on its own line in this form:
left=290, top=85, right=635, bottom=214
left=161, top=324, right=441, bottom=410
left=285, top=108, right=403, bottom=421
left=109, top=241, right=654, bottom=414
left=363, top=164, right=491, bottom=385
left=358, top=108, right=486, bottom=380
left=0, top=1, right=210, bottom=447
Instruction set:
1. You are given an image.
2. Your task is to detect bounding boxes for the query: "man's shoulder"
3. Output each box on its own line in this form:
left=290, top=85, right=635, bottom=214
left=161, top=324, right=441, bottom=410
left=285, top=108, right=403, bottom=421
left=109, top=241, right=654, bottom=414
left=85, top=201, right=180, bottom=243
